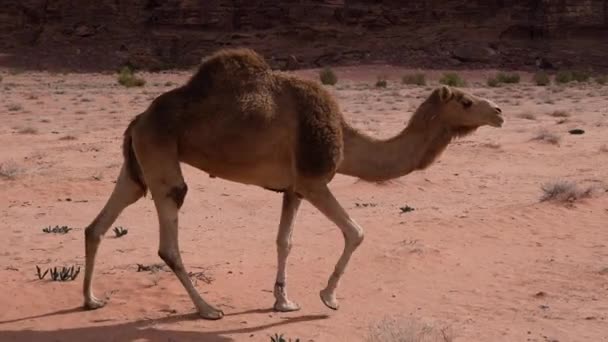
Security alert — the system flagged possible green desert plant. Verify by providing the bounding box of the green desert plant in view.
[439,73,466,87]
[496,72,520,84]
[118,66,146,88]
[533,71,551,86]
[319,67,337,85]
[402,73,426,86]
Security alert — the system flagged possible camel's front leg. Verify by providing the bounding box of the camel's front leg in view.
[300,184,364,310]
[273,191,302,312]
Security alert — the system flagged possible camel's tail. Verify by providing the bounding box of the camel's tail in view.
[122,115,147,195]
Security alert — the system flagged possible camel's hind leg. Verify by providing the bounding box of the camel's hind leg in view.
[83,165,144,309]
[137,143,224,320]
[299,183,364,310]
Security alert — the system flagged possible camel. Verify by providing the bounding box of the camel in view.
[83,48,504,320]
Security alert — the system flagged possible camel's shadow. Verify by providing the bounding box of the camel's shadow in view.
[0,307,329,342]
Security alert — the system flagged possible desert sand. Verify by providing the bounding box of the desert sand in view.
[1,66,607,342]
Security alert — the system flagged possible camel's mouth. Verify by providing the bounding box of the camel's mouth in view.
[488,115,504,128]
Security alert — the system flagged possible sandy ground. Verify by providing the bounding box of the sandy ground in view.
[0,66,607,342]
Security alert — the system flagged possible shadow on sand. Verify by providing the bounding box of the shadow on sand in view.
[0,306,329,342]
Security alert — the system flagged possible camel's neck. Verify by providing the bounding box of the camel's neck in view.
[337,115,453,182]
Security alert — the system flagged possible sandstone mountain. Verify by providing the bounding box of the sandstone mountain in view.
[1,0,607,71]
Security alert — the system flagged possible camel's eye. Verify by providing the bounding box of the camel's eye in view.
[461,98,473,108]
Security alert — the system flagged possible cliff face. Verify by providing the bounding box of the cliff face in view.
[1,0,607,71]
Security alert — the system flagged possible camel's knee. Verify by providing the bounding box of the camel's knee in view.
[167,183,188,209]
[84,215,104,243]
[158,250,183,272]
[346,224,364,248]
[276,237,292,254]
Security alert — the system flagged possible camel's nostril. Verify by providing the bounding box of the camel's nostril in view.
[495,107,502,114]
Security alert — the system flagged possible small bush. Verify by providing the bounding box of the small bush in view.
[540,180,593,203]
[596,75,607,85]
[532,130,560,145]
[402,73,426,86]
[375,76,388,88]
[367,316,453,342]
[487,77,500,87]
[0,161,20,180]
[118,66,146,88]
[270,333,300,342]
[439,73,466,87]
[496,72,520,84]
[7,103,23,112]
[571,70,590,83]
[517,112,536,120]
[555,71,572,84]
[533,72,551,86]
[17,126,38,134]
[549,110,570,118]
[319,67,337,85]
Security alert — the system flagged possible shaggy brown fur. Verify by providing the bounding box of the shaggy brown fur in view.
[83,48,504,319]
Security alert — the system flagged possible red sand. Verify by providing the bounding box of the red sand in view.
[1,67,607,341]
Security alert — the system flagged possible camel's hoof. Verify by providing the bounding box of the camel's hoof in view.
[320,289,339,310]
[199,308,224,320]
[84,296,106,310]
[273,299,301,312]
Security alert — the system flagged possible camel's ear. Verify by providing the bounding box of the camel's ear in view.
[437,85,453,102]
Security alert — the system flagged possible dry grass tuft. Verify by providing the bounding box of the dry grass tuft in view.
[59,135,77,141]
[17,126,38,134]
[532,130,560,145]
[367,316,453,342]
[0,161,21,180]
[319,67,338,85]
[517,112,536,120]
[439,73,466,87]
[402,73,426,86]
[7,103,23,112]
[540,180,594,203]
[549,110,570,118]
[118,66,146,88]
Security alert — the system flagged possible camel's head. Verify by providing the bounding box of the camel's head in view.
[431,86,504,131]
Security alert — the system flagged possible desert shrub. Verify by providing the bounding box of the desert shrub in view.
[496,72,520,84]
[540,180,593,203]
[549,110,570,118]
[439,73,466,87]
[118,66,146,88]
[402,73,426,86]
[0,161,20,180]
[533,71,551,86]
[571,70,590,82]
[319,67,338,85]
[375,76,388,88]
[555,71,573,84]
[487,77,500,87]
[596,75,607,85]
[532,130,560,145]
[555,70,589,84]
[367,316,453,342]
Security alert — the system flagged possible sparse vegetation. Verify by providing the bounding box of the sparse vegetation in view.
[375,76,388,88]
[7,103,23,112]
[487,77,500,87]
[402,73,426,86]
[555,70,590,84]
[113,226,128,238]
[596,75,607,85]
[118,66,146,88]
[42,225,72,234]
[533,71,551,86]
[549,110,570,118]
[0,161,20,180]
[540,180,593,203]
[496,72,520,84]
[517,112,536,120]
[17,126,38,134]
[439,73,466,87]
[319,67,338,85]
[532,131,561,145]
[367,316,453,342]
[137,263,166,273]
[399,205,415,213]
[270,334,300,342]
[36,265,81,281]
[59,135,77,141]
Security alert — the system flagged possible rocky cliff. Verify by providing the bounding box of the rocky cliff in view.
[1,0,607,71]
